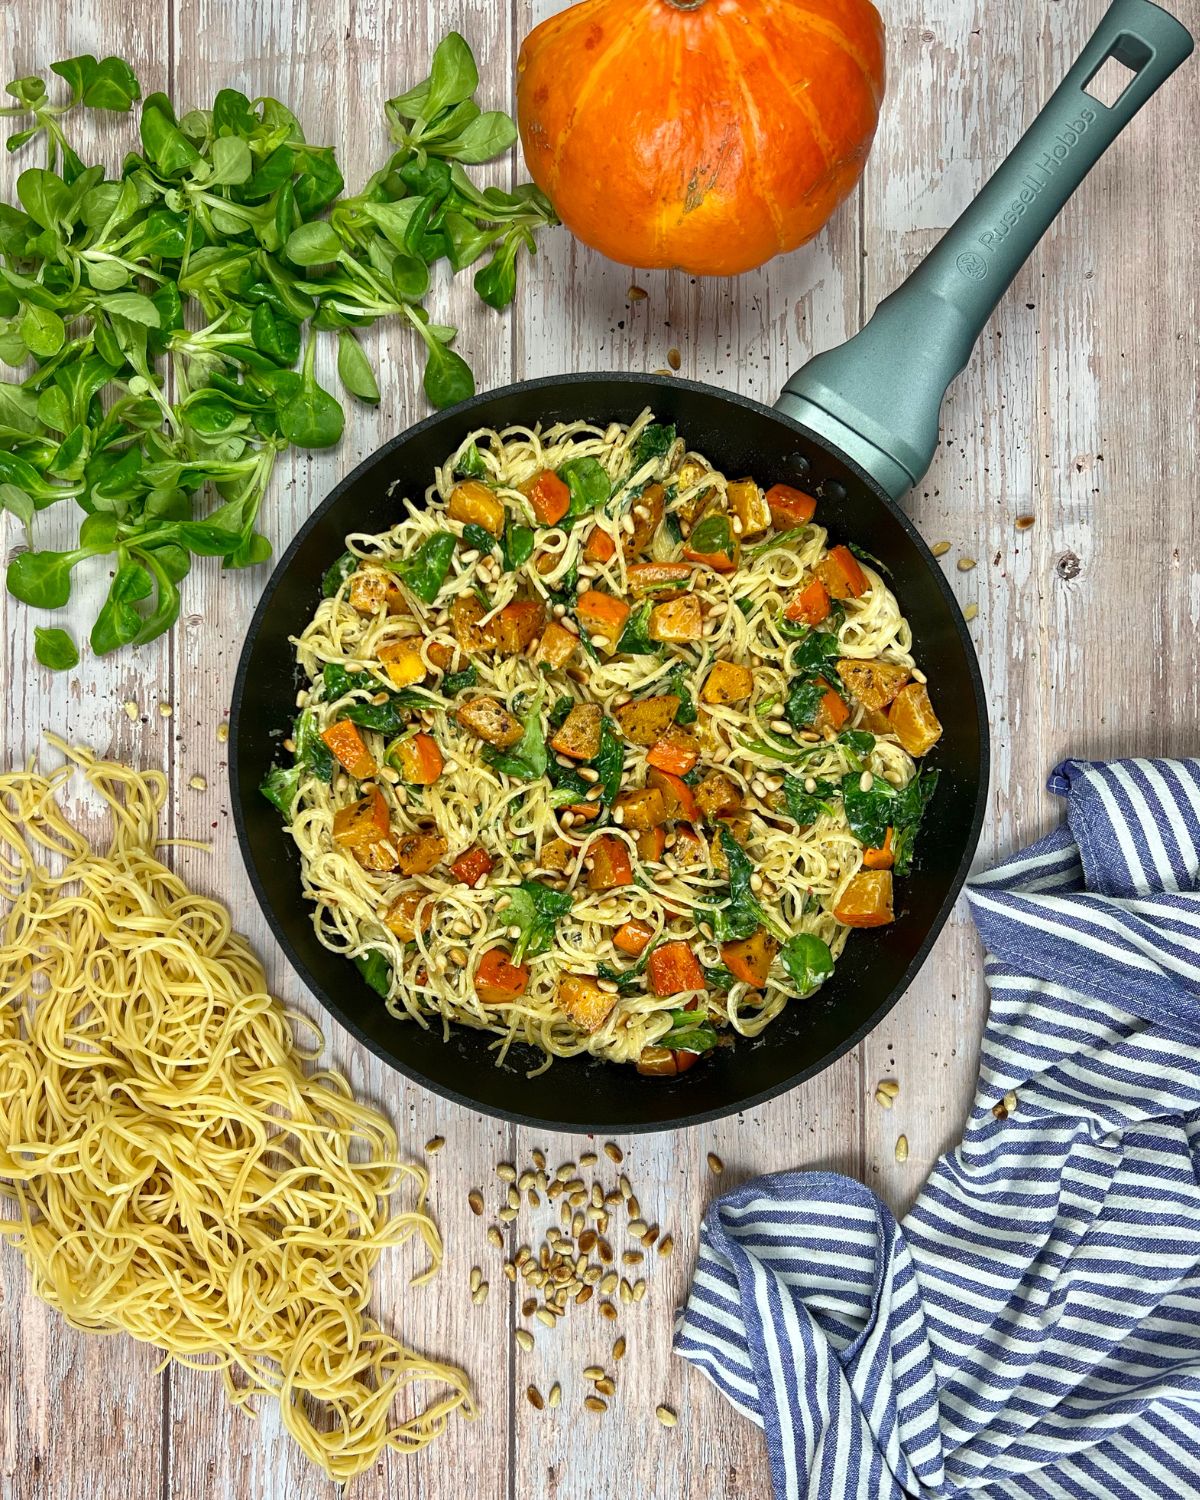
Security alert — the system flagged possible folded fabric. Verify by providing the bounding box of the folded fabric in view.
[674,757,1200,1500]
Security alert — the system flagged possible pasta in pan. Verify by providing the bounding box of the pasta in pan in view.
[264,409,943,1076]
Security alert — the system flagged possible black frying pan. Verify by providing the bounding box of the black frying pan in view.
[230,0,1192,1132]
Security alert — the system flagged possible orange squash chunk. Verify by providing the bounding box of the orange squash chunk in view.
[448,480,505,537]
[493,599,546,656]
[765,483,817,530]
[332,787,389,849]
[348,567,408,616]
[378,639,427,690]
[613,787,667,832]
[700,660,753,706]
[550,702,603,760]
[649,595,703,642]
[384,889,434,942]
[784,577,830,626]
[476,948,530,1005]
[576,589,631,646]
[534,619,579,669]
[721,929,779,988]
[635,826,666,862]
[520,468,571,526]
[836,658,911,711]
[627,482,665,555]
[862,827,895,870]
[647,767,698,823]
[450,845,494,887]
[393,831,448,875]
[726,478,770,539]
[396,732,443,785]
[613,695,679,746]
[888,683,943,757]
[555,973,616,1033]
[321,719,376,779]
[614,919,655,956]
[812,679,850,734]
[817,544,869,600]
[647,941,706,997]
[583,525,617,563]
[834,869,894,927]
[627,562,693,598]
[636,1045,700,1077]
[587,834,634,891]
[646,725,701,777]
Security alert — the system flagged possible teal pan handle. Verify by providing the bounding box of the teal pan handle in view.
[776,0,1194,500]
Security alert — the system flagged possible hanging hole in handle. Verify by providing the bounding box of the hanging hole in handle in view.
[1083,35,1152,107]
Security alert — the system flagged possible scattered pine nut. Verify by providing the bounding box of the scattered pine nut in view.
[963,603,979,621]
[667,347,681,370]
[877,1079,899,1099]
[536,1308,557,1328]
[472,1282,489,1304]
[158,702,173,718]
[216,721,229,742]
[600,1301,618,1321]
[188,775,207,791]
[585,1395,608,1413]
[706,1151,724,1175]
[604,1142,624,1164]
[657,1235,674,1258]
[1004,1090,1018,1112]
[956,556,977,572]
[596,1376,616,1397]
[584,1364,604,1380]
[874,1088,894,1110]
[487,1225,504,1249]
[633,1278,647,1302]
[613,1336,626,1361]
[527,1385,544,1411]
[425,1135,445,1154]
[656,1405,678,1428]
[930,540,951,557]
[549,1382,562,1408]
[469,1266,482,1293]
[122,699,139,721]
[468,1189,484,1216]
[579,1151,598,1167]
[895,1134,909,1163]
[1015,514,1036,530]
[515,1329,534,1352]
[628,285,647,302]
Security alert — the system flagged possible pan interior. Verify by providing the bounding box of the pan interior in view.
[231,376,987,1132]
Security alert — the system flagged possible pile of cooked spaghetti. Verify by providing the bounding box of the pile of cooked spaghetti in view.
[267,410,943,1076]
[0,741,473,1481]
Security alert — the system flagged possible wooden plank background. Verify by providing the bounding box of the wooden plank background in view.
[1,0,1197,1495]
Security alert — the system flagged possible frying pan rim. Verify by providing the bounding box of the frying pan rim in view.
[229,371,990,1133]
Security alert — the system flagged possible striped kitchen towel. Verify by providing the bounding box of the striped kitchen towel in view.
[674,756,1200,1500]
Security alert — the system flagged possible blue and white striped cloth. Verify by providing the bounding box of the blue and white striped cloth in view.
[675,757,1200,1499]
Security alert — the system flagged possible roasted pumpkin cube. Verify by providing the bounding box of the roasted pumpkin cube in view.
[476,948,530,1005]
[560,800,602,826]
[682,519,739,573]
[614,918,655,956]
[378,638,427,690]
[534,619,579,669]
[647,941,706,997]
[520,468,571,526]
[784,577,830,626]
[674,460,715,533]
[539,837,576,872]
[765,483,817,530]
[834,869,894,927]
[452,594,497,653]
[700,660,753,706]
[636,1045,699,1077]
[394,830,448,876]
[627,562,693,599]
[456,696,523,748]
[550,702,602,760]
[576,589,631,646]
[349,566,408,616]
[671,827,706,866]
[396,732,443,786]
[720,929,779,988]
[726,478,771,539]
[354,839,399,873]
[817,545,869,600]
[649,595,703,642]
[613,787,667,832]
[583,525,617,564]
[645,725,701,777]
[556,972,617,1033]
[836,658,911,710]
[332,787,390,850]
[636,825,667,862]
[449,479,505,537]
[427,640,457,672]
[614,695,680,746]
[494,599,546,656]
[321,719,377,779]
[450,845,494,887]
[587,834,634,891]
[384,888,435,942]
[709,814,752,871]
[627,481,664,555]
[812,679,850,735]
[888,683,943,757]
[694,770,742,823]
[647,767,699,823]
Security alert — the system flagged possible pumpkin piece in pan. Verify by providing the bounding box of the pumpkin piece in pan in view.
[647,767,698,824]
[694,770,742,823]
[700,660,753,706]
[393,830,448,876]
[612,787,667,832]
[520,468,571,526]
[493,599,545,656]
[321,720,377,779]
[534,619,579,669]
[448,480,506,537]
[646,726,701,777]
[587,835,634,891]
[576,589,631,647]
[888,683,943,757]
[384,888,435,942]
[834,869,894,927]
[765,483,817,530]
[614,694,679,745]
[550,702,603,760]
[649,595,703,642]
[862,828,895,870]
[583,525,617,564]
[635,826,667,862]
[817,545,868,600]
[349,567,409,617]
[394,732,443,786]
[332,787,390,850]
[452,594,497,653]
[377,639,427,690]
[721,929,779,988]
[555,973,617,1033]
[726,479,771,539]
[450,845,494,887]
[784,576,830,626]
[456,696,524,748]
[613,919,655,956]
[836,658,911,711]
[627,482,664,555]
[476,948,531,1005]
[647,941,706,997]
[636,1045,700,1077]
[627,561,693,598]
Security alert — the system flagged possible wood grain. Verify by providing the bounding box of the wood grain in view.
[1,0,1197,1495]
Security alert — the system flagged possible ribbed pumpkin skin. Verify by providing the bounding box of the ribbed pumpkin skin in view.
[517,0,885,277]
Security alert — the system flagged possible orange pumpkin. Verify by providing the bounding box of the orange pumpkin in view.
[516,0,885,277]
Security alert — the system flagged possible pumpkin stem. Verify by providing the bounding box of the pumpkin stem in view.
[663,0,709,9]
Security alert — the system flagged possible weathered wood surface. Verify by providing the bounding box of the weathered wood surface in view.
[1,0,1197,1495]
